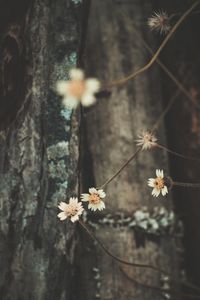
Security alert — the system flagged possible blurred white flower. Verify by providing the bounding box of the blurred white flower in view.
[56,68,100,109]
[147,11,171,35]
[136,130,157,150]
[57,197,84,222]
[148,169,168,197]
[81,187,106,211]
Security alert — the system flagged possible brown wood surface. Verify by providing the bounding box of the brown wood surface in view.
[79,1,181,299]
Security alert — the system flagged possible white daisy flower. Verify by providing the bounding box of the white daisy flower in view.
[56,68,101,109]
[148,169,168,197]
[57,197,84,222]
[135,130,157,150]
[147,11,171,35]
[81,187,106,211]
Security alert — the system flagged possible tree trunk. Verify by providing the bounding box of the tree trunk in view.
[0,0,81,299]
[79,1,181,300]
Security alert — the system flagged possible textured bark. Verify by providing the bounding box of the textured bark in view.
[0,0,81,299]
[79,1,181,300]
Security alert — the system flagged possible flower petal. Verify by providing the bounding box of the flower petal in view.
[161,186,168,196]
[77,207,84,215]
[85,79,101,93]
[88,203,98,211]
[89,187,98,194]
[57,212,67,221]
[156,169,160,177]
[71,215,79,222]
[148,179,155,187]
[56,81,69,96]
[58,202,68,211]
[88,201,105,211]
[81,194,90,202]
[69,197,78,204]
[81,93,96,107]
[152,188,160,197]
[98,201,105,210]
[69,68,84,80]
[156,169,164,178]
[98,189,106,198]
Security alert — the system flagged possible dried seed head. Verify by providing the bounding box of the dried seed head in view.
[148,11,171,35]
[136,130,157,150]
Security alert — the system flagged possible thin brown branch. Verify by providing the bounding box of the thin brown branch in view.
[170,9,200,20]
[124,15,200,110]
[156,144,200,162]
[88,3,199,191]
[120,266,200,299]
[173,181,200,188]
[151,71,193,131]
[151,88,183,131]
[119,266,170,293]
[103,1,199,88]
[99,147,141,189]
[79,221,200,293]
[79,219,166,273]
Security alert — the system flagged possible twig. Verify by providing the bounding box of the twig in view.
[90,3,200,190]
[120,266,200,299]
[173,181,200,188]
[156,143,200,162]
[78,219,166,273]
[99,148,141,189]
[170,9,200,20]
[79,220,200,294]
[124,14,200,110]
[103,1,199,88]
[151,88,185,132]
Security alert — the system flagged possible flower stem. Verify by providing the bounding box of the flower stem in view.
[156,144,200,162]
[128,16,200,111]
[79,219,200,294]
[173,181,200,188]
[170,9,200,20]
[120,266,200,299]
[103,1,199,88]
[78,219,165,273]
[99,148,141,189]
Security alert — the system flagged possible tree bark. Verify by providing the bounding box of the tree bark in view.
[79,1,181,300]
[0,0,81,299]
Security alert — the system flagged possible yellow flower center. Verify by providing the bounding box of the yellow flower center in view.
[68,80,86,98]
[154,177,164,190]
[67,205,78,217]
[89,193,101,204]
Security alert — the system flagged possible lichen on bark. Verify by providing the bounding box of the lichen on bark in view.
[0,0,82,299]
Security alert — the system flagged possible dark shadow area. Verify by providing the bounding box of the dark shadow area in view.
[157,0,200,287]
[0,0,32,129]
